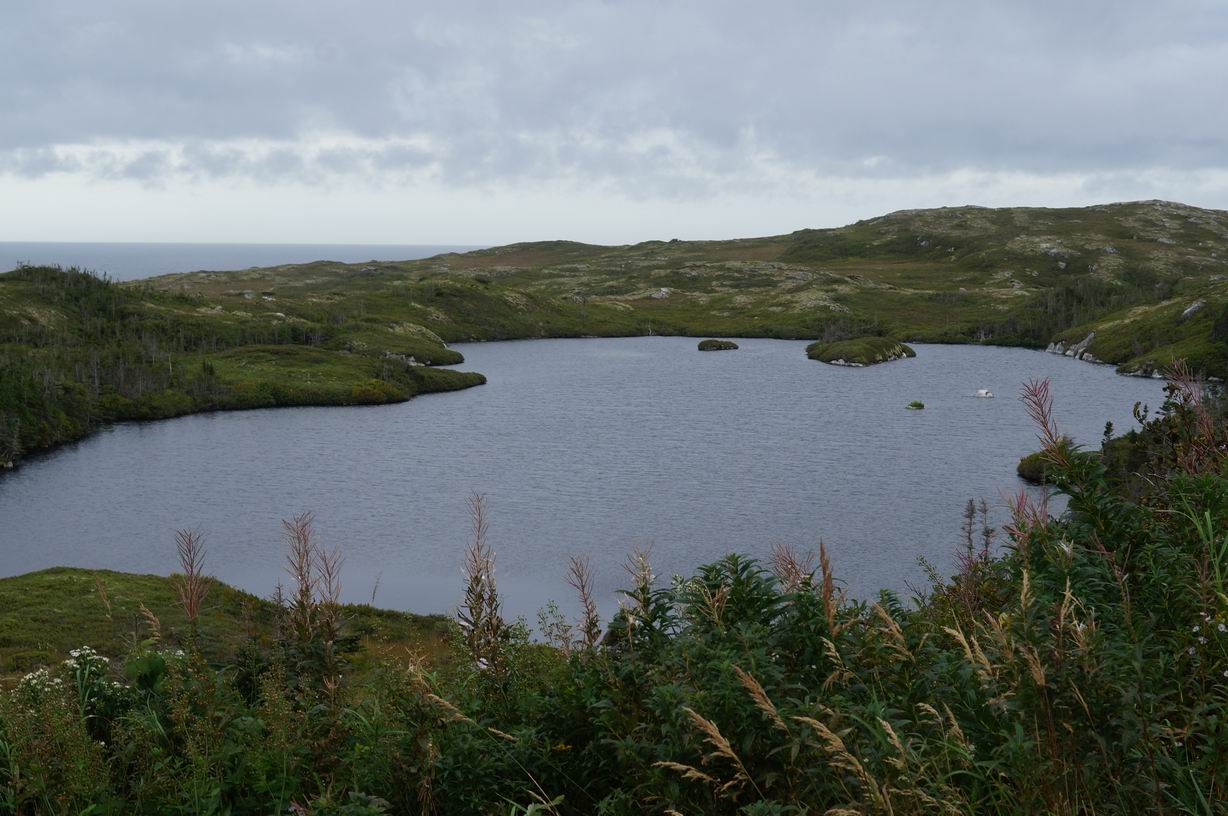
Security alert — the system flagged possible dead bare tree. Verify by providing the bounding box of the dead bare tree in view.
[458,494,506,673]
[567,556,601,650]
[770,543,816,593]
[174,529,210,639]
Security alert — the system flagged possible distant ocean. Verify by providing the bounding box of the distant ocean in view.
[0,242,483,282]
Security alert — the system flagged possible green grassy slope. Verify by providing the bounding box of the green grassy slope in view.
[0,567,453,681]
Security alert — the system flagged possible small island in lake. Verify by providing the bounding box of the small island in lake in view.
[697,339,739,351]
[806,336,916,367]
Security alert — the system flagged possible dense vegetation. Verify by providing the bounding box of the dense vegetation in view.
[0,266,484,467]
[2,376,1225,814]
[806,336,916,366]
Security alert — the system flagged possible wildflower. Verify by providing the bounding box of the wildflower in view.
[1188,647,1197,656]
[1219,623,1226,634]
[1193,625,1200,633]
[1199,636,1208,645]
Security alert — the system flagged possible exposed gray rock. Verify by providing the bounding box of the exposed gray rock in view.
[1181,300,1205,320]
[1068,332,1096,359]
[1049,332,1095,361]
[383,351,423,366]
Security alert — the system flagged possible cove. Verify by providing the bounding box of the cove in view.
[0,338,1167,621]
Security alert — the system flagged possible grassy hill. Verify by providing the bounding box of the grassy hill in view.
[3,199,1227,466]
[142,199,1228,369]
[0,567,454,682]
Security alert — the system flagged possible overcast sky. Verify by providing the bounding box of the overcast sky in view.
[2,1,1227,244]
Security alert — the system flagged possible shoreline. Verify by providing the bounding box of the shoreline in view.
[2,332,1169,473]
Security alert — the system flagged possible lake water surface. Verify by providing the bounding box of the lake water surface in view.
[0,339,1167,621]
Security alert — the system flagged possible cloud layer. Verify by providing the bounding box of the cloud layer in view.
[3,1,1227,241]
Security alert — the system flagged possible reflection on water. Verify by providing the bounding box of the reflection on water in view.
[0,339,1167,620]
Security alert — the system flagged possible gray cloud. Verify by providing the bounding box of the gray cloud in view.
[2,1,1227,211]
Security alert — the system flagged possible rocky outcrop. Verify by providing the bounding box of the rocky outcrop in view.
[382,351,424,366]
[1181,300,1205,321]
[1046,332,1099,362]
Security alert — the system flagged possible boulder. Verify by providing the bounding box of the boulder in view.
[697,339,738,351]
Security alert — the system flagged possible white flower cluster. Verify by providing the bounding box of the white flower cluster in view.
[13,645,129,709]
[15,667,65,695]
[1189,612,1228,676]
[65,646,111,669]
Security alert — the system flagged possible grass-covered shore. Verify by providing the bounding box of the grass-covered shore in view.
[1,379,1226,813]
[3,200,1228,469]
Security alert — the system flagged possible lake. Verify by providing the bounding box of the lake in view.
[0,339,1167,622]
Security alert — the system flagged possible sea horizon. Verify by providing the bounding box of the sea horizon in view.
[0,241,485,282]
